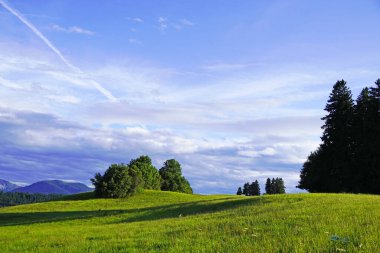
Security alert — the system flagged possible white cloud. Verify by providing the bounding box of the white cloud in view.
[133,17,143,23]
[47,95,81,104]
[51,24,95,35]
[170,18,194,31]
[128,38,142,45]
[0,107,316,193]
[180,19,193,26]
[158,17,168,31]
[201,63,249,71]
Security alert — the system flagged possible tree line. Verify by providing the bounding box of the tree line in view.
[236,177,286,196]
[0,191,63,207]
[91,156,192,198]
[298,79,380,194]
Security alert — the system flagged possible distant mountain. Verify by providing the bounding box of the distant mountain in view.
[0,179,20,192]
[12,180,93,195]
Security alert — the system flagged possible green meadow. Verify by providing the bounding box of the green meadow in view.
[0,191,379,252]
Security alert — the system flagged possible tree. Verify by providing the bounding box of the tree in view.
[91,164,143,198]
[298,148,328,192]
[250,180,260,196]
[298,80,354,192]
[265,177,285,194]
[352,80,380,193]
[275,178,286,194]
[159,159,193,194]
[265,178,272,194]
[242,182,250,196]
[367,79,380,194]
[128,155,161,190]
[236,187,242,195]
[271,178,277,194]
[352,87,373,193]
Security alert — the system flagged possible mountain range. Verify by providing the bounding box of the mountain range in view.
[0,179,92,195]
[0,179,19,192]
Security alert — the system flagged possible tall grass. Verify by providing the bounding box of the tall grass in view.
[0,191,379,252]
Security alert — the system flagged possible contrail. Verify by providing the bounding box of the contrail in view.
[0,0,117,102]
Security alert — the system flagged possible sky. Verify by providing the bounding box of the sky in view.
[0,0,380,194]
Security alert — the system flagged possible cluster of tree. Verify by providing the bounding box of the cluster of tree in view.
[236,178,285,196]
[237,180,260,196]
[91,156,192,198]
[298,79,380,194]
[0,191,62,207]
[265,178,285,194]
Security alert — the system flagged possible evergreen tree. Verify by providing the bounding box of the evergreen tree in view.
[368,79,380,194]
[243,182,250,196]
[271,178,277,194]
[251,180,260,196]
[298,80,354,192]
[352,87,372,193]
[352,80,380,193]
[236,187,242,195]
[265,178,272,194]
[298,148,324,192]
[0,192,62,207]
[275,178,286,194]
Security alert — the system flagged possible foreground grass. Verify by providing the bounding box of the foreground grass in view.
[0,191,379,252]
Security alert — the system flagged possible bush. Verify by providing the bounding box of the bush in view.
[91,164,143,198]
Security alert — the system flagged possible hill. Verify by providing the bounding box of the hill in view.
[0,191,379,252]
[11,180,92,195]
[0,179,19,192]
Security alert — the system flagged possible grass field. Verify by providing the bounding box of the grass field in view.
[0,191,379,252]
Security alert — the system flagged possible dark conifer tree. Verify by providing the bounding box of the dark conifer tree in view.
[251,180,260,196]
[298,149,321,192]
[352,87,373,193]
[275,178,286,194]
[298,80,354,192]
[236,187,242,195]
[352,80,380,194]
[265,178,272,194]
[242,182,250,196]
[271,178,277,194]
[368,79,380,194]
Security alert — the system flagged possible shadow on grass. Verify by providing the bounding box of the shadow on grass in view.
[114,197,265,224]
[0,197,265,227]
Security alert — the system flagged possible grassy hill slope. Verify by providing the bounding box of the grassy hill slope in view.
[0,191,379,252]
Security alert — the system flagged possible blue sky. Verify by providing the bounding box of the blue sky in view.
[1,0,380,193]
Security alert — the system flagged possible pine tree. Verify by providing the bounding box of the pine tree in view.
[276,178,286,194]
[236,187,242,195]
[242,182,250,196]
[298,80,354,192]
[298,148,327,192]
[265,178,272,194]
[252,180,260,196]
[271,178,277,194]
[352,87,373,193]
[368,79,380,194]
[352,80,380,194]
